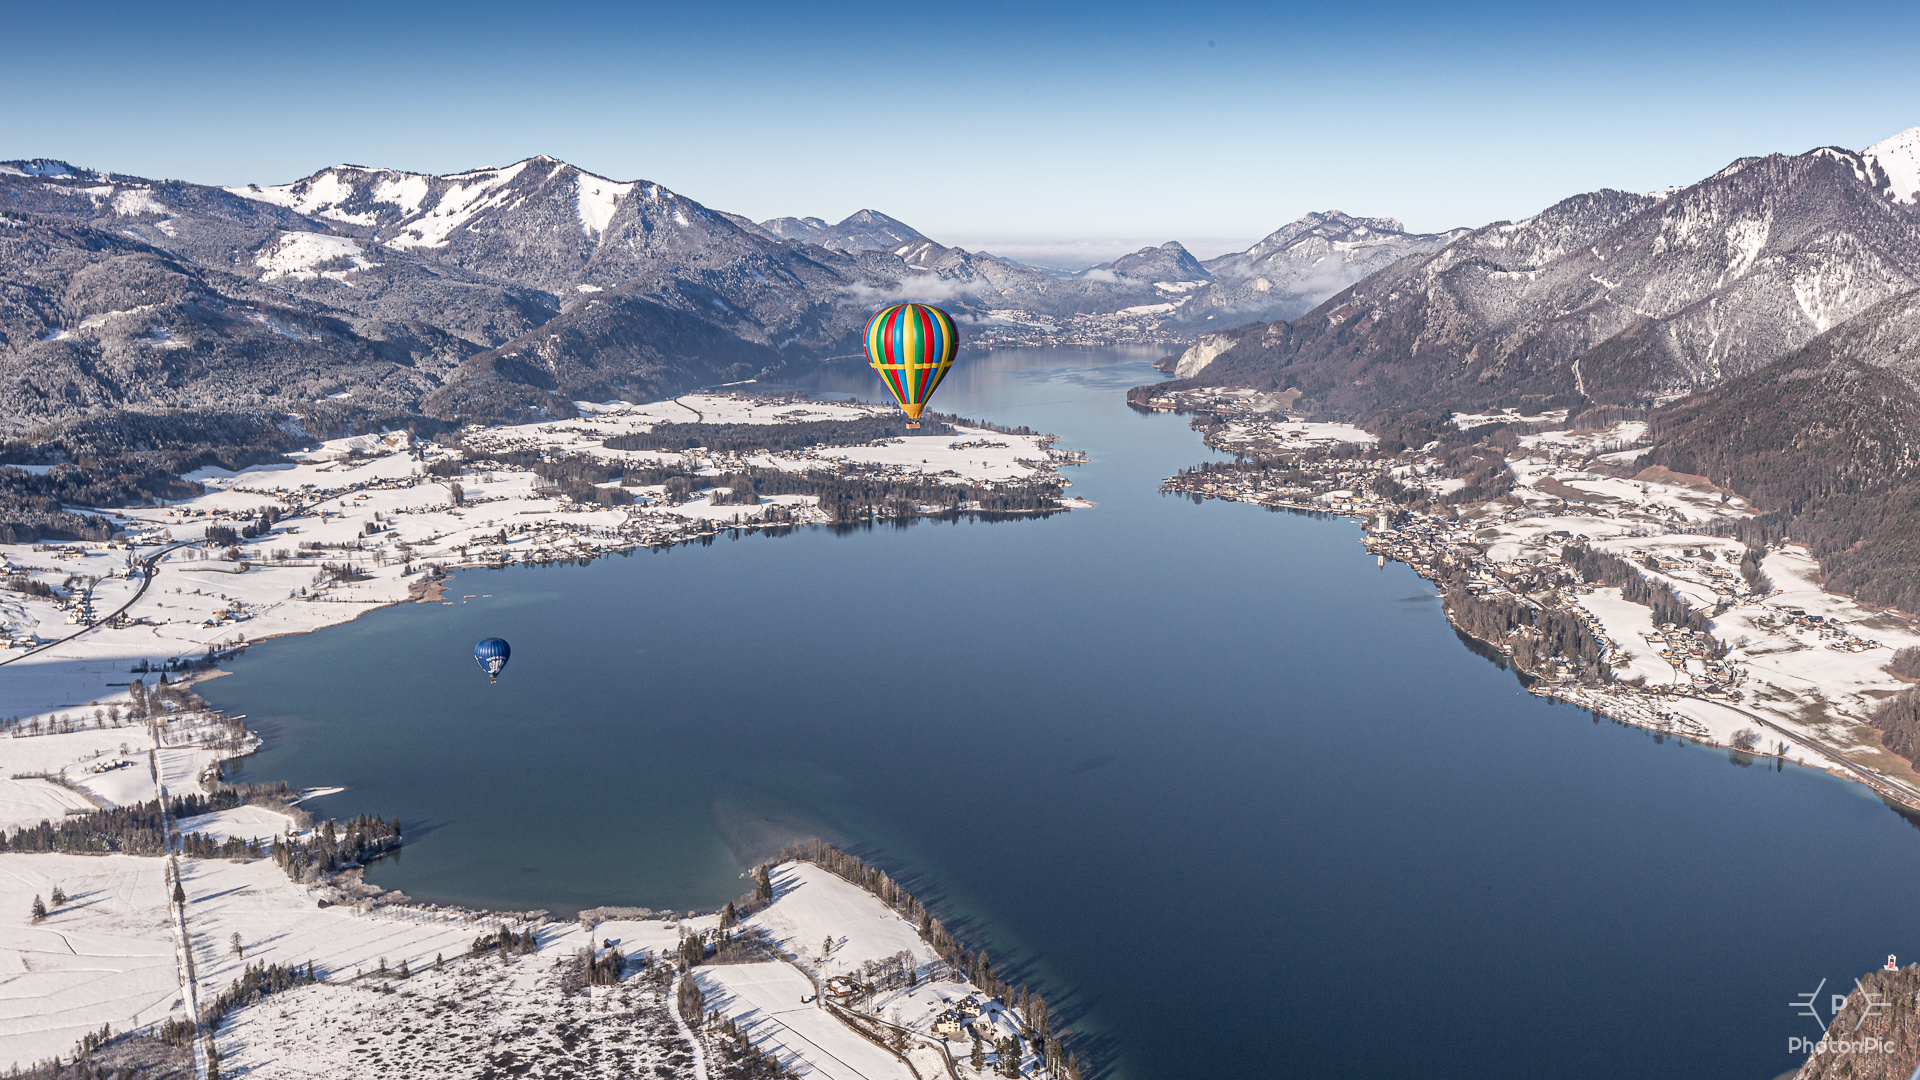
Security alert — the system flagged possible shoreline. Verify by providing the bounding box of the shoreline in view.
[1,390,1086,719]
[1150,385,1920,813]
[0,390,1093,1075]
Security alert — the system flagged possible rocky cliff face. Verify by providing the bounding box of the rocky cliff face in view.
[1792,963,1920,1080]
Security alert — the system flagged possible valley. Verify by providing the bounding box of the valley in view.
[8,116,1920,1080]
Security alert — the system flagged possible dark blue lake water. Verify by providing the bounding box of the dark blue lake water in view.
[202,347,1920,1080]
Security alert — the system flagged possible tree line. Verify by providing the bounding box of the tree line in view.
[708,1014,797,1080]
[604,417,955,453]
[1875,687,1920,768]
[470,926,540,958]
[269,814,402,883]
[1435,564,1611,683]
[0,783,293,857]
[1560,545,1720,640]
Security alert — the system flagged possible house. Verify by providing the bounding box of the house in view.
[825,976,857,999]
[933,1014,968,1040]
[953,996,982,1017]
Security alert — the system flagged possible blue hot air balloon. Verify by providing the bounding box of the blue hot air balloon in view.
[474,638,510,684]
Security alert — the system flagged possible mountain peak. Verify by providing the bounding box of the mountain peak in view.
[1865,125,1920,205]
[0,159,89,179]
[755,208,926,252]
[1096,241,1208,281]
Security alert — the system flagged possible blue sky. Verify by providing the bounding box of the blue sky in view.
[5,0,1918,266]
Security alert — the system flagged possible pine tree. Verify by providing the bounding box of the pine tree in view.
[31,895,46,921]
[1067,1052,1082,1080]
[971,1038,986,1071]
[172,881,185,905]
[49,884,65,906]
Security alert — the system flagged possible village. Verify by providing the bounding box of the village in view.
[1149,385,1920,810]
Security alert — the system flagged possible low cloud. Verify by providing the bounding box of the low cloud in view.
[840,275,982,306]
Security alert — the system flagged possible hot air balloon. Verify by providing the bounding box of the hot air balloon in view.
[474,638,510,684]
[864,303,958,429]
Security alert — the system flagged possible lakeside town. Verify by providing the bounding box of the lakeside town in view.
[1143,384,1920,811]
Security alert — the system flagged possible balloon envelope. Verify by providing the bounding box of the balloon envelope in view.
[864,303,958,425]
[474,638,510,683]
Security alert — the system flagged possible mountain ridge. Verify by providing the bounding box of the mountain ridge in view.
[1164,129,1920,417]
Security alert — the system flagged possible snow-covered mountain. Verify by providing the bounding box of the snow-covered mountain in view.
[1865,127,1920,206]
[1179,212,1466,328]
[227,158,740,297]
[1644,285,1920,610]
[0,155,1244,427]
[1175,127,1920,415]
[752,209,926,252]
[1090,241,1211,285]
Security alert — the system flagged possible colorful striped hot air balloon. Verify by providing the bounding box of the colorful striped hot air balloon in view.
[864,303,959,429]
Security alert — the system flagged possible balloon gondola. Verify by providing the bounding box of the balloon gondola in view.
[474,638,510,684]
[864,303,958,429]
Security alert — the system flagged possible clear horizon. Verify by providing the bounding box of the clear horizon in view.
[5,0,1917,267]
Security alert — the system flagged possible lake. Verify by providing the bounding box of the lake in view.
[202,346,1920,1080]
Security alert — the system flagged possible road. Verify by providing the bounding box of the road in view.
[1716,698,1920,811]
[2,482,344,670]
[0,540,189,669]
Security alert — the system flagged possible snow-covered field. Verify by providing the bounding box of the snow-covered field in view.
[0,711,242,834]
[214,931,694,1080]
[179,858,484,993]
[212,861,1044,1080]
[713,863,1035,1080]
[0,854,182,1067]
[696,962,910,1080]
